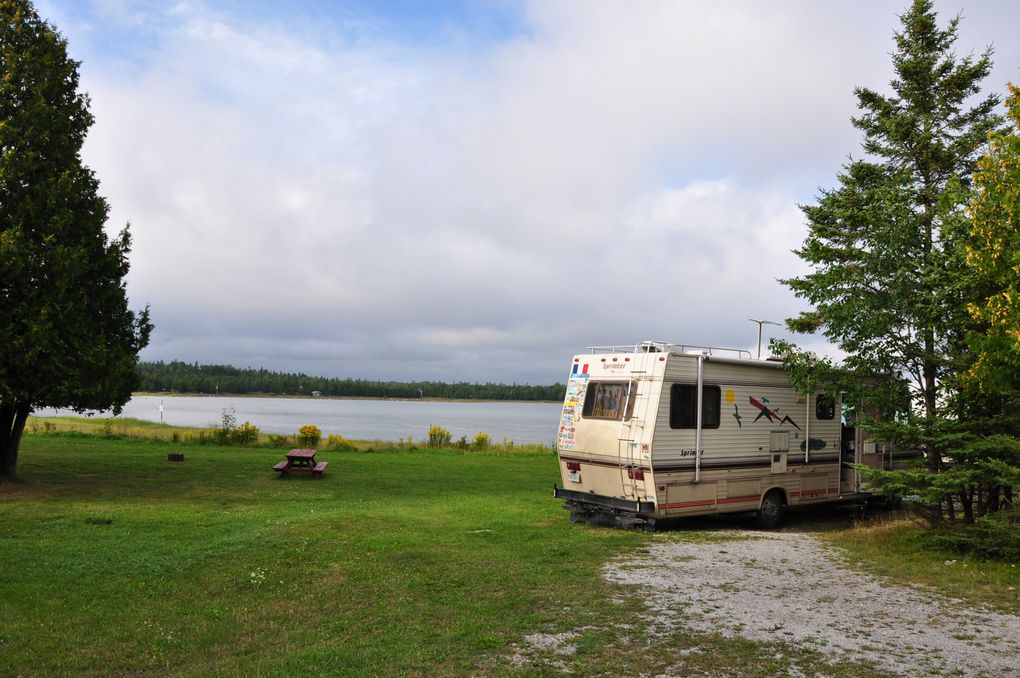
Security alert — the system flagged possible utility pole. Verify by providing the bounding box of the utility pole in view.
[749,319,780,360]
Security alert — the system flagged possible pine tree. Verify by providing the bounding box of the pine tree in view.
[781,0,1001,471]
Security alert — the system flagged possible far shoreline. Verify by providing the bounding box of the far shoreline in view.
[131,391,562,404]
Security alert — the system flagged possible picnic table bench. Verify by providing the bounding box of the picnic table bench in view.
[273,449,328,477]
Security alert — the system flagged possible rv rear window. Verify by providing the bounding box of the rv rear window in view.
[669,384,721,429]
[581,382,636,420]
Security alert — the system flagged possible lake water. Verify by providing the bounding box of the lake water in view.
[35,395,564,445]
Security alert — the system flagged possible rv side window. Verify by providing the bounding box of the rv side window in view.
[669,384,721,429]
[581,382,636,420]
[816,394,836,420]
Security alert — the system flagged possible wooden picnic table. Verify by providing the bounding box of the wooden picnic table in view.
[273,449,328,477]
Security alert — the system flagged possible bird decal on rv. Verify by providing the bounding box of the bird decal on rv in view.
[748,395,801,430]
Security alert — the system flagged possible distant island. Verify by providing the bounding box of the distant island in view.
[137,360,566,402]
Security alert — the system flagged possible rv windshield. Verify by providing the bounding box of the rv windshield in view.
[581,381,636,420]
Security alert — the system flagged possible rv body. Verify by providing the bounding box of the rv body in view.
[554,342,906,528]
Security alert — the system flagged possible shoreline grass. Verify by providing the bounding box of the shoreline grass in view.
[24,415,554,454]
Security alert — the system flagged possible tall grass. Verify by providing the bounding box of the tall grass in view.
[24,415,554,454]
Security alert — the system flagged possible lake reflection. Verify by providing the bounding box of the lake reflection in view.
[37,395,563,445]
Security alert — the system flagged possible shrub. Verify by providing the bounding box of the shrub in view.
[268,434,292,448]
[216,408,238,444]
[326,434,356,452]
[298,425,322,448]
[473,432,490,450]
[925,507,1020,561]
[233,421,260,445]
[427,425,451,448]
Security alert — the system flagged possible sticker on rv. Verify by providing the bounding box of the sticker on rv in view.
[748,395,801,430]
[558,374,589,450]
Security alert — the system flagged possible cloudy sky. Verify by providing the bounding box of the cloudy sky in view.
[36,0,1020,384]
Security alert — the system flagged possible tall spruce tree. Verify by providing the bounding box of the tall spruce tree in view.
[781,0,1001,472]
[0,0,151,480]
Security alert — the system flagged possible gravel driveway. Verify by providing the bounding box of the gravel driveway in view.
[603,529,1020,677]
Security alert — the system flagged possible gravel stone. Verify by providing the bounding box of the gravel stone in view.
[603,530,1020,677]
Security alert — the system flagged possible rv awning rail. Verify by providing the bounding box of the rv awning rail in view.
[587,341,752,360]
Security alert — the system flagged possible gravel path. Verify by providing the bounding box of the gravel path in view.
[603,530,1020,677]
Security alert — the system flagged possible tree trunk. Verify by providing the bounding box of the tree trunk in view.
[960,488,974,524]
[923,354,940,472]
[0,403,31,481]
[945,494,956,522]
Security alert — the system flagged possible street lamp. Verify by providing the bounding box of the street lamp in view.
[749,319,780,360]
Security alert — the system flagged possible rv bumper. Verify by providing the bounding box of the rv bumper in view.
[553,486,655,515]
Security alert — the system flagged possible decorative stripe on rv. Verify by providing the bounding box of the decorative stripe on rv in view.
[657,495,761,509]
[559,456,651,472]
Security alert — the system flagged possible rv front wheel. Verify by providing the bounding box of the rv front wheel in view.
[754,490,784,530]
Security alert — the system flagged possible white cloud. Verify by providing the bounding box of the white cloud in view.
[55,0,1020,382]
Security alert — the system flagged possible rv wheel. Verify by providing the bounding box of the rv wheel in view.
[754,490,784,530]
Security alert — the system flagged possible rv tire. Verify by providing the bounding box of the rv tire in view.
[754,490,784,530]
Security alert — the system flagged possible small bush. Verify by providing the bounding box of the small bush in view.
[473,432,490,450]
[233,421,260,445]
[326,434,356,452]
[298,425,322,448]
[268,434,292,448]
[427,425,451,448]
[216,408,238,445]
[925,507,1020,561]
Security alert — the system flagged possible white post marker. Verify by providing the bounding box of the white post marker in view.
[159,400,164,424]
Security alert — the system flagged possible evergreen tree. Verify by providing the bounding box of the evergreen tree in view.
[0,0,151,480]
[781,0,1001,471]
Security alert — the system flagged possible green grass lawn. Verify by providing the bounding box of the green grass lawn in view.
[3,435,1014,677]
[1,437,651,676]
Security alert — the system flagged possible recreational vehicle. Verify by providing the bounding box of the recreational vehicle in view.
[554,341,908,529]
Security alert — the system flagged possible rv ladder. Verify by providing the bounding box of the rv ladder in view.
[617,343,652,499]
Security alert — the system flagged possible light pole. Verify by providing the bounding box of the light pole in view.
[749,319,780,360]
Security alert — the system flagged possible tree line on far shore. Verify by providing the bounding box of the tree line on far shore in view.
[136,360,567,402]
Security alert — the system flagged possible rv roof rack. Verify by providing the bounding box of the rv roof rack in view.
[587,341,753,360]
